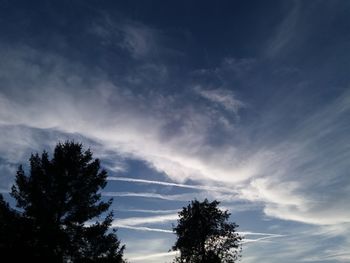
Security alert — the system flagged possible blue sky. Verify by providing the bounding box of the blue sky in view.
[0,0,350,262]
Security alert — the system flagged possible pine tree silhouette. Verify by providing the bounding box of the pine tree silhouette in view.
[0,141,126,262]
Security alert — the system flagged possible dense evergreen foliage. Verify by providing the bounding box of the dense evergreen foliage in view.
[0,142,125,262]
[172,199,242,263]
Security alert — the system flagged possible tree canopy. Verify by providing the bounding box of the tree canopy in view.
[0,141,125,262]
[172,199,242,263]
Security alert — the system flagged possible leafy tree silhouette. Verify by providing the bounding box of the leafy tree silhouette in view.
[172,199,242,263]
[0,141,126,262]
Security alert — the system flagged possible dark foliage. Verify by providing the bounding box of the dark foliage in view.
[172,199,242,263]
[0,141,125,262]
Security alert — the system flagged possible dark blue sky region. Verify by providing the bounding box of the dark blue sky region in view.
[0,1,350,262]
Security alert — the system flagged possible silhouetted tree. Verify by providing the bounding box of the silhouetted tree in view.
[172,199,242,263]
[0,141,125,262]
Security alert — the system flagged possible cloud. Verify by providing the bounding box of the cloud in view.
[242,222,350,263]
[108,176,206,189]
[0,44,266,187]
[0,41,349,229]
[113,214,285,240]
[192,57,256,79]
[116,208,180,214]
[103,190,240,203]
[265,1,300,57]
[91,17,165,60]
[239,231,284,237]
[237,88,350,225]
[113,214,178,226]
[107,176,236,193]
[119,23,159,59]
[194,86,245,114]
[113,225,173,234]
[242,236,281,244]
[124,238,177,263]
[129,251,177,262]
[240,232,286,245]
[102,191,196,201]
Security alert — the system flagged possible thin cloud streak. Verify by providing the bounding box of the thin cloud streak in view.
[194,86,245,114]
[114,224,284,241]
[114,214,178,226]
[242,236,281,244]
[103,190,241,203]
[113,213,285,240]
[107,176,236,193]
[129,251,178,262]
[116,208,180,214]
[102,191,195,201]
[239,231,285,237]
[112,224,173,233]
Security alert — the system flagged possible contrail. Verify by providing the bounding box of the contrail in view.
[107,176,236,193]
[239,231,285,237]
[108,176,199,188]
[242,235,284,243]
[129,251,178,261]
[112,224,173,233]
[113,213,178,226]
[102,191,195,201]
[115,208,180,214]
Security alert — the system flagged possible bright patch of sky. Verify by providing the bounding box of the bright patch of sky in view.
[0,1,350,262]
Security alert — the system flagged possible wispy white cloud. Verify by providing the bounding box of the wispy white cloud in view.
[302,252,350,262]
[0,41,349,229]
[113,213,178,226]
[242,236,280,244]
[111,211,285,243]
[108,176,199,188]
[113,224,173,233]
[192,57,256,80]
[91,17,168,60]
[241,232,286,244]
[123,237,176,263]
[116,208,180,214]
[239,231,284,237]
[0,44,267,186]
[114,211,285,239]
[107,176,235,193]
[119,23,158,59]
[242,223,350,263]
[114,222,285,242]
[238,88,350,225]
[194,86,245,114]
[265,1,300,57]
[102,191,196,201]
[129,251,178,262]
[103,190,244,204]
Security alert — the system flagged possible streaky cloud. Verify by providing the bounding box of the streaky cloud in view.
[242,236,282,244]
[194,86,245,114]
[129,251,178,262]
[112,224,173,233]
[116,208,180,214]
[113,213,178,226]
[102,191,195,201]
[107,176,235,193]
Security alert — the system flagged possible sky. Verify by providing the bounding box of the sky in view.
[0,0,349,262]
